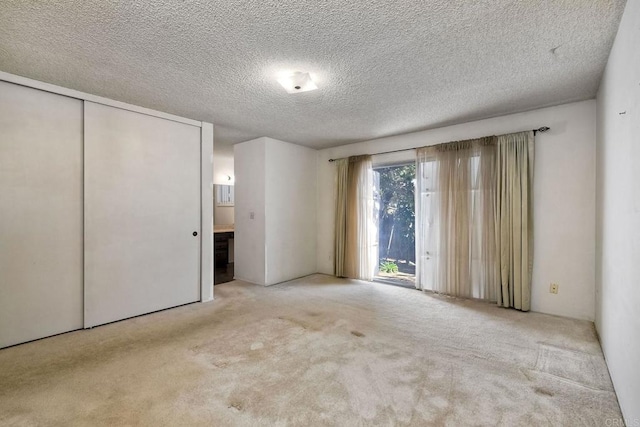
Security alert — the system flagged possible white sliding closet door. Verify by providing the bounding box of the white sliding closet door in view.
[84,102,201,328]
[0,81,83,348]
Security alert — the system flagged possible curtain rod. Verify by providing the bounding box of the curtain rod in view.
[327,126,550,162]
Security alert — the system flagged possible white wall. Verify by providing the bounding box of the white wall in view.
[234,138,266,285]
[214,204,235,226]
[201,124,215,302]
[213,154,235,226]
[595,0,640,422]
[213,153,235,185]
[234,137,317,286]
[265,138,317,285]
[318,100,597,320]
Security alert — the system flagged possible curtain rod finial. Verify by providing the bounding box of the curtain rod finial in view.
[537,126,550,133]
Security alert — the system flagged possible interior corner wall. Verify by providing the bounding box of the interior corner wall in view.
[595,0,640,422]
[234,137,317,286]
[317,100,597,321]
[264,137,317,285]
[234,137,267,285]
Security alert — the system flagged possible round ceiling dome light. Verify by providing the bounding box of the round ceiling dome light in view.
[277,71,318,94]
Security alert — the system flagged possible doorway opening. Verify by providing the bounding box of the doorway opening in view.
[373,163,416,288]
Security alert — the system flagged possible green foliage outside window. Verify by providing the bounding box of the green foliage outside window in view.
[379,261,399,274]
[377,164,415,263]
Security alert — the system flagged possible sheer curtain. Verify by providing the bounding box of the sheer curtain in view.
[416,138,498,299]
[416,131,533,309]
[334,155,375,280]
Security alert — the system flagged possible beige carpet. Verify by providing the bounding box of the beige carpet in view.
[0,274,622,426]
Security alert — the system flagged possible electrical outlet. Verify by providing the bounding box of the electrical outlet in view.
[550,283,559,294]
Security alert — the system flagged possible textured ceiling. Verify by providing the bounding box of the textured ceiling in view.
[0,0,626,149]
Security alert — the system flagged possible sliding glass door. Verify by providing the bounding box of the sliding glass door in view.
[373,163,416,288]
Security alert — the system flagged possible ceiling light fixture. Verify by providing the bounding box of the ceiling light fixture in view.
[277,71,318,94]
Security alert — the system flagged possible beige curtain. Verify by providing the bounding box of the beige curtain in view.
[416,131,533,310]
[334,159,348,277]
[416,138,498,300]
[334,155,375,280]
[495,131,534,311]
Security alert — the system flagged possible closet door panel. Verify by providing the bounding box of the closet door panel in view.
[84,102,201,328]
[0,81,83,348]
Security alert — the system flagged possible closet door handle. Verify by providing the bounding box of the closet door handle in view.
[193,231,198,236]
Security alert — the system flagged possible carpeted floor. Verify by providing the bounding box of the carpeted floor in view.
[0,274,622,426]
